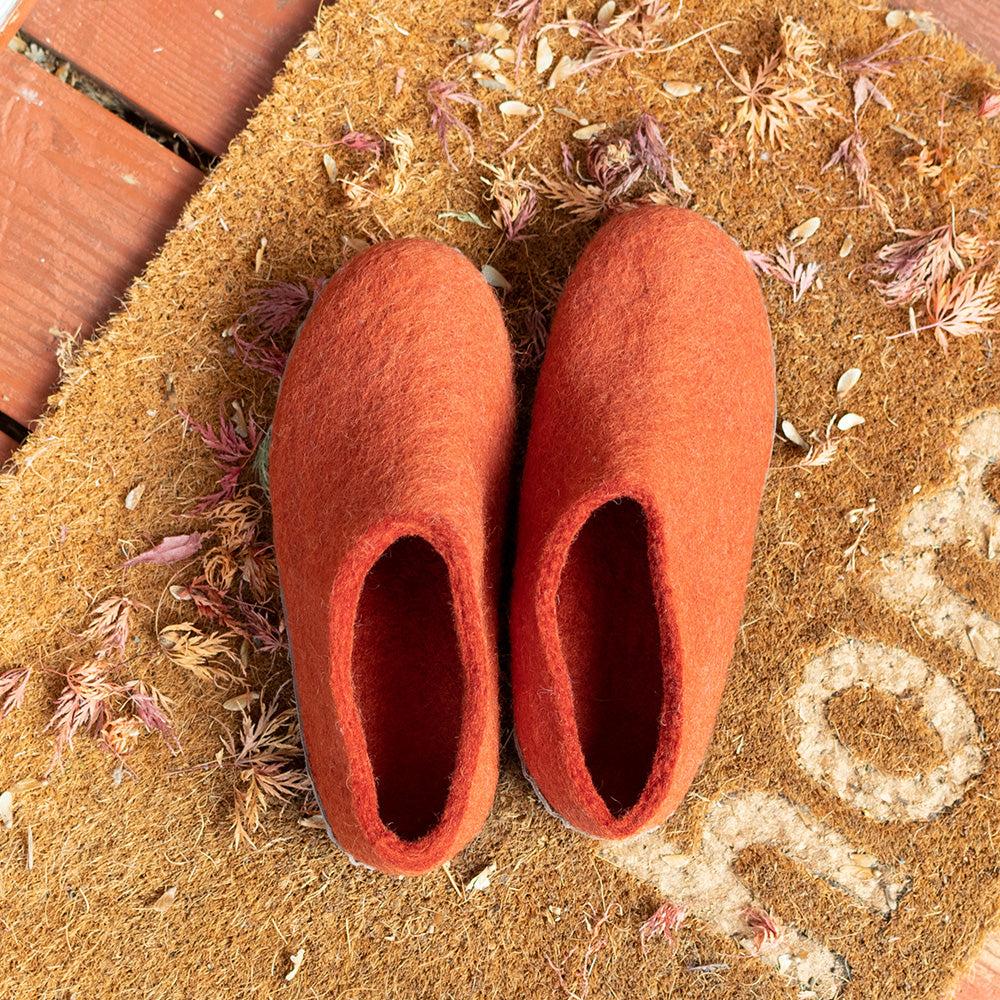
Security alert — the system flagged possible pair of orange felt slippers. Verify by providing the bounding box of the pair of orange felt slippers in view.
[269,206,776,876]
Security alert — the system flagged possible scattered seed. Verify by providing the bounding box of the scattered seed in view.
[553,106,586,123]
[968,627,994,662]
[223,692,258,712]
[298,815,328,829]
[124,483,146,510]
[839,233,854,257]
[536,35,554,74]
[548,54,580,89]
[840,864,876,881]
[499,100,534,116]
[596,1,616,29]
[660,853,691,868]
[474,21,509,42]
[989,531,1000,561]
[566,6,579,36]
[474,75,509,91]
[254,236,267,275]
[495,47,516,63]
[851,852,878,868]
[837,368,861,398]
[152,886,177,914]
[285,948,305,982]
[492,73,517,92]
[11,778,46,795]
[470,52,501,73]
[837,413,865,431]
[781,420,807,447]
[789,216,820,243]
[0,791,12,829]
[573,123,607,140]
[482,264,512,291]
[885,9,908,28]
[323,153,338,184]
[662,80,702,97]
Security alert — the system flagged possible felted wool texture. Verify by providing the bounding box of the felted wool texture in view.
[270,239,515,875]
[511,206,776,840]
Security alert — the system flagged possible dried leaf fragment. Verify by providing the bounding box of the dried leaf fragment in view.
[223,692,258,712]
[836,368,861,397]
[466,864,497,892]
[285,948,305,982]
[124,484,146,510]
[124,533,205,568]
[152,886,177,914]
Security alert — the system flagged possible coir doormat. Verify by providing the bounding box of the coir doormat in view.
[2,1,1000,997]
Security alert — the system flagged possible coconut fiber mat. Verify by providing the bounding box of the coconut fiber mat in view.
[3,1,1000,997]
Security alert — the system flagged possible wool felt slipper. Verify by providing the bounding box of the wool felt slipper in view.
[269,239,515,875]
[510,205,775,840]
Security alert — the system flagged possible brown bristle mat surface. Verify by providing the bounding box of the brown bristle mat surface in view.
[2,1,1000,996]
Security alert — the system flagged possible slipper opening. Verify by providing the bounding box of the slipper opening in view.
[557,497,666,817]
[352,535,464,841]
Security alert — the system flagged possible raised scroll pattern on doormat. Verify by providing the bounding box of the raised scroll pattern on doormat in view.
[792,639,983,822]
[877,409,1000,669]
[602,790,907,1000]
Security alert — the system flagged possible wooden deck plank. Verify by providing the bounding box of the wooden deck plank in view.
[1,1,39,50]
[0,47,203,463]
[889,0,1000,67]
[20,0,324,157]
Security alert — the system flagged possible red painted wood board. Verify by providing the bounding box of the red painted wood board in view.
[1,0,39,49]
[20,0,324,157]
[0,47,202,461]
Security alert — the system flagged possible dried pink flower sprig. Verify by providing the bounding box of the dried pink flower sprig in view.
[872,222,1000,353]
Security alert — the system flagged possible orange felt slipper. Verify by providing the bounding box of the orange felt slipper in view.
[269,239,515,875]
[511,206,775,839]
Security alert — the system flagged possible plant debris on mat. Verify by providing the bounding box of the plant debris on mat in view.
[3,1,1000,996]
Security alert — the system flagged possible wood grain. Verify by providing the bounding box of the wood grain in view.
[21,0,324,156]
[889,0,1000,67]
[0,48,202,461]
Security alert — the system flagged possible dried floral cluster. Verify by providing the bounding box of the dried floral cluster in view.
[705,17,837,164]
[871,222,999,353]
[0,595,177,772]
[532,111,690,223]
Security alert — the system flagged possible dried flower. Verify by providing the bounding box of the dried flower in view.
[704,31,835,162]
[640,901,686,952]
[100,714,145,758]
[746,243,820,303]
[0,666,32,721]
[923,266,1000,354]
[823,130,892,224]
[427,80,482,170]
[221,692,312,849]
[183,403,266,513]
[838,31,923,78]
[870,223,974,307]
[159,622,240,687]
[743,905,783,950]
[482,160,539,240]
[979,92,1000,119]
